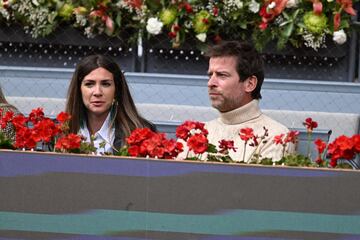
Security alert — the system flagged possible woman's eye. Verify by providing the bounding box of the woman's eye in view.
[102,82,112,87]
[84,82,94,87]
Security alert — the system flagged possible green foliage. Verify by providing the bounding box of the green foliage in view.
[0,132,14,150]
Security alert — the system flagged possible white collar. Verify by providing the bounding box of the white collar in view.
[79,112,115,154]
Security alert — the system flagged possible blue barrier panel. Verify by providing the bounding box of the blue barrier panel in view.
[1,150,360,239]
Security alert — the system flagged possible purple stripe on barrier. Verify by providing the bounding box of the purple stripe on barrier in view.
[0,151,342,178]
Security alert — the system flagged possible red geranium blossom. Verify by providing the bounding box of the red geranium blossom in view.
[126,128,184,159]
[176,120,207,141]
[56,112,71,123]
[314,138,327,165]
[273,133,284,145]
[187,133,208,154]
[0,110,14,129]
[218,139,237,154]
[55,133,81,151]
[239,128,254,142]
[303,118,318,132]
[327,135,359,167]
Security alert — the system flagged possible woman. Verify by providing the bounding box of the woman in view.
[66,54,155,154]
[0,86,21,142]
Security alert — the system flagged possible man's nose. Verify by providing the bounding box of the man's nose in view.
[208,74,217,87]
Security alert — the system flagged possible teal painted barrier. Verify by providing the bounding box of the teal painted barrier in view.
[1,150,360,239]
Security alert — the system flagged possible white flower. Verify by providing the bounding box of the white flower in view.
[196,33,207,42]
[249,0,260,13]
[189,128,203,135]
[146,17,163,35]
[333,30,347,45]
[268,2,276,9]
[234,0,244,9]
[286,0,299,8]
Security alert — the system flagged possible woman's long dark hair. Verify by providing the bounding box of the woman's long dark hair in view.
[0,86,8,104]
[66,55,154,147]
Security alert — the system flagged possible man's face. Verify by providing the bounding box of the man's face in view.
[207,56,253,112]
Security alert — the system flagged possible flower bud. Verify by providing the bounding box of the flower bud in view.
[159,8,177,25]
[59,3,74,20]
[303,11,327,34]
[193,10,211,33]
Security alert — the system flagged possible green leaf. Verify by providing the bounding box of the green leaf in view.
[283,23,294,37]
[116,13,122,27]
[207,143,218,153]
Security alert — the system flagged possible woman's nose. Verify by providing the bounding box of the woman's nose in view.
[93,84,102,96]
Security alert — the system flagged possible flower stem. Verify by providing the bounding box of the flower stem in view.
[242,142,247,162]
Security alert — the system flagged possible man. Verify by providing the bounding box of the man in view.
[205,41,293,162]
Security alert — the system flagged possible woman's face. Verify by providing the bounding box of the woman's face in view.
[80,67,116,119]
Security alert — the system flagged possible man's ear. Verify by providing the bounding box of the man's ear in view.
[244,76,258,93]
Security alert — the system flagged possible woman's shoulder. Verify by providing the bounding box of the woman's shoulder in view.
[0,103,21,115]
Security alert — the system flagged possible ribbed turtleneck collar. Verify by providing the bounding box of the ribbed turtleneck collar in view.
[219,100,262,125]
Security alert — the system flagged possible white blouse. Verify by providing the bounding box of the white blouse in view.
[79,113,115,154]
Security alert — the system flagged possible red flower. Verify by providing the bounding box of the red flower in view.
[28,108,45,124]
[336,0,356,16]
[259,0,287,24]
[213,6,219,16]
[176,121,207,141]
[273,134,284,145]
[0,110,14,129]
[55,133,81,151]
[314,138,327,154]
[11,114,27,130]
[168,31,177,38]
[314,138,327,165]
[309,0,323,14]
[183,2,193,13]
[126,128,183,159]
[334,12,341,31]
[126,128,154,145]
[239,128,254,142]
[56,112,71,123]
[284,130,299,144]
[352,134,360,152]
[327,135,358,167]
[173,24,181,32]
[187,133,208,154]
[218,139,237,154]
[124,0,143,9]
[259,22,268,30]
[303,118,318,132]
[128,145,140,157]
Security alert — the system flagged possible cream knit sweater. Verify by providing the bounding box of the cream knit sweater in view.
[205,100,293,162]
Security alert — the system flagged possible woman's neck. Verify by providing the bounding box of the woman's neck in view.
[86,112,109,135]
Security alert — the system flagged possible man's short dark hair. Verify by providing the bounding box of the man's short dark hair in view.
[206,41,264,99]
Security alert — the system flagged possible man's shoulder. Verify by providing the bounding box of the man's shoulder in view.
[260,113,289,133]
[204,118,221,128]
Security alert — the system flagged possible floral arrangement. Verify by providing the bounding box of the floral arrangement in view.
[0,0,357,50]
[1,107,359,169]
[0,108,95,153]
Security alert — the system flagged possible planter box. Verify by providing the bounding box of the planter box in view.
[142,34,356,81]
[1,150,360,239]
[0,24,137,71]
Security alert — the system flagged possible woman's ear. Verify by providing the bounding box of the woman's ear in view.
[244,76,258,93]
